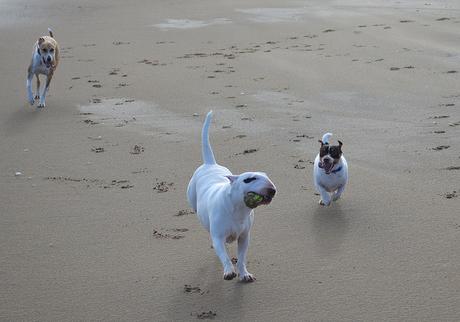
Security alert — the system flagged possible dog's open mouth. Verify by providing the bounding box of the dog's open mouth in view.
[43,58,52,68]
[319,161,335,174]
[244,192,272,208]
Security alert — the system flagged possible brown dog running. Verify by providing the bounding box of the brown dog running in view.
[27,28,59,108]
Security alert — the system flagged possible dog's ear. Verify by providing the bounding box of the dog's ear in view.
[338,140,343,149]
[318,139,324,146]
[38,37,45,45]
[225,175,239,184]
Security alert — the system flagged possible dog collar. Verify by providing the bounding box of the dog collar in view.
[331,166,342,173]
[319,163,342,174]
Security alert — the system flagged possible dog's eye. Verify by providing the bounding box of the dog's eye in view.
[50,48,54,52]
[42,49,48,53]
[243,177,257,184]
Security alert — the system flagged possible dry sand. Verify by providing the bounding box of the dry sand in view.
[1,0,459,320]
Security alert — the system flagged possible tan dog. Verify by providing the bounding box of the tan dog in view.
[27,28,59,108]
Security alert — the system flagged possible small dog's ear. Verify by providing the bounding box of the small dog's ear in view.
[338,140,343,147]
[225,175,239,184]
[318,139,324,146]
[38,37,45,45]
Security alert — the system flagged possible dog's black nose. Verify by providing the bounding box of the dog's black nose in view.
[266,188,276,198]
[47,56,51,62]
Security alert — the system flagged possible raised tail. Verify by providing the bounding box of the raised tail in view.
[322,132,333,144]
[48,28,54,38]
[201,111,216,165]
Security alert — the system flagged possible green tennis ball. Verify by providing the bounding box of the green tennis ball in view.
[244,192,264,208]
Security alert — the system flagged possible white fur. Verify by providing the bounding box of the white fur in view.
[313,133,348,206]
[187,111,276,282]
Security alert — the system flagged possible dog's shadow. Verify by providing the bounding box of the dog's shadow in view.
[310,203,349,256]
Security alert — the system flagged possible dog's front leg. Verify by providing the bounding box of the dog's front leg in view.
[35,75,40,100]
[318,184,331,206]
[211,236,236,280]
[26,70,35,105]
[332,184,346,201]
[237,232,255,282]
[38,74,51,108]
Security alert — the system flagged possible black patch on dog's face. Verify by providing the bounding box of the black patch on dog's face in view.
[319,140,343,161]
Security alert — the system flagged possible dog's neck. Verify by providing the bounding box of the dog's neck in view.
[225,187,253,220]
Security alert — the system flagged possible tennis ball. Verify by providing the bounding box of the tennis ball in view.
[244,192,264,208]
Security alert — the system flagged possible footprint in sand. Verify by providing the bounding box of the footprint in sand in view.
[152,228,185,240]
[175,209,194,216]
[432,145,450,151]
[153,179,175,193]
[195,311,217,320]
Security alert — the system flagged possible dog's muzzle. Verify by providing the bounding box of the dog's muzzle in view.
[319,158,335,174]
[43,56,53,68]
[244,188,276,209]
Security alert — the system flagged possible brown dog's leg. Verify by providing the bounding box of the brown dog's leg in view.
[35,75,40,99]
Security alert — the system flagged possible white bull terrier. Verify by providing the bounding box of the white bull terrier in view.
[313,132,348,206]
[187,111,276,282]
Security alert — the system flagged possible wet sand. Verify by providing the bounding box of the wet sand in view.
[1,0,459,320]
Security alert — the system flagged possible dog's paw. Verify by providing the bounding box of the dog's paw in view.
[34,95,40,100]
[37,103,46,108]
[332,194,341,201]
[240,273,256,283]
[223,271,237,280]
[319,199,331,206]
[28,97,35,105]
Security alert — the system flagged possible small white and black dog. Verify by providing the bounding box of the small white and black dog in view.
[313,133,348,206]
[187,111,276,282]
[27,28,59,108]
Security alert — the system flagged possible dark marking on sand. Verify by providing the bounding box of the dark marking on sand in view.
[323,29,336,33]
[184,285,202,294]
[153,180,174,193]
[444,166,460,170]
[176,209,194,216]
[153,229,184,239]
[443,191,458,199]
[432,145,450,151]
[130,144,144,154]
[91,147,104,153]
[235,148,258,156]
[195,311,217,320]
[83,119,99,125]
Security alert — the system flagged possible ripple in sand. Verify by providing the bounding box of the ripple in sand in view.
[153,18,231,30]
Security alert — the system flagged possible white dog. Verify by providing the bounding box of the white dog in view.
[313,133,348,206]
[27,28,59,108]
[187,111,276,282]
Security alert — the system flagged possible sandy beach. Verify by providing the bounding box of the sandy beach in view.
[1,0,459,320]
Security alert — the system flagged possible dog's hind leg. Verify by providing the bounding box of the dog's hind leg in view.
[211,236,236,280]
[237,232,255,282]
[35,75,40,100]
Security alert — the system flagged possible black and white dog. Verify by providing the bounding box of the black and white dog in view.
[313,133,348,206]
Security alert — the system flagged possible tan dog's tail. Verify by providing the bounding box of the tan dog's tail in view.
[48,28,54,38]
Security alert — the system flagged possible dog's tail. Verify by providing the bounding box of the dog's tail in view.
[322,132,333,144]
[48,28,54,38]
[201,111,216,165]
